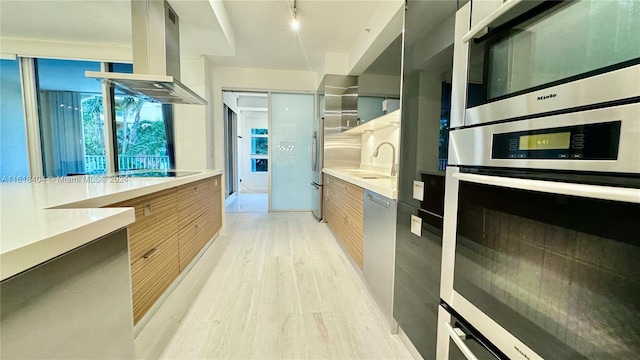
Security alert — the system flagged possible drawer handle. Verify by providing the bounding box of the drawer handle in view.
[368,194,390,208]
[195,224,199,232]
[214,179,218,187]
[194,186,199,195]
[142,247,158,259]
[144,202,152,217]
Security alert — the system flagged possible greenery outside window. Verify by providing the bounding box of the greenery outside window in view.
[250,128,268,172]
[251,159,268,172]
[110,63,173,171]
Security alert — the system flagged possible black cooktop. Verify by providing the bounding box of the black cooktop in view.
[119,171,200,178]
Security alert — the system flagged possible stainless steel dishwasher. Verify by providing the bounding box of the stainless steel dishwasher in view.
[363,189,397,326]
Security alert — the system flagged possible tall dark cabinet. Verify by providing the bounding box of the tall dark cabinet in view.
[393,1,462,358]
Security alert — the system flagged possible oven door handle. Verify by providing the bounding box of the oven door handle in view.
[462,0,523,43]
[445,322,479,360]
[453,172,640,204]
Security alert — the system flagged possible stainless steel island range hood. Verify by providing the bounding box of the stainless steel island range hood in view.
[86,0,206,105]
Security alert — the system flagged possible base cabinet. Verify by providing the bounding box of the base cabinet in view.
[393,202,443,359]
[177,177,222,271]
[0,229,135,359]
[108,175,222,324]
[130,233,180,323]
[323,174,364,268]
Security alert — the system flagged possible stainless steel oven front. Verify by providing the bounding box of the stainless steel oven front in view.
[439,168,640,359]
[438,104,640,359]
[451,0,640,128]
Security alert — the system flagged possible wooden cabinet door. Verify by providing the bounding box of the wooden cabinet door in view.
[323,174,364,268]
[111,188,178,264]
[130,232,180,324]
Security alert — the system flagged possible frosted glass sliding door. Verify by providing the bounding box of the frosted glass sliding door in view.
[270,93,314,211]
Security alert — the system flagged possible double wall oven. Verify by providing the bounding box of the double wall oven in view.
[439,1,640,359]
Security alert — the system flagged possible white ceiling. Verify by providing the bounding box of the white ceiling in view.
[0,0,131,47]
[0,0,464,77]
[209,0,381,71]
[0,0,388,74]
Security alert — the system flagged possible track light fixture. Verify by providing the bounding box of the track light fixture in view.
[291,0,300,31]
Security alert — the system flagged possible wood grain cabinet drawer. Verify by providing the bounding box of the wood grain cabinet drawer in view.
[322,174,364,268]
[177,178,216,229]
[130,233,180,324]
[106,177,223,324]
[112,189,178,263]
[178,209,215,272]
[177,175,222,271]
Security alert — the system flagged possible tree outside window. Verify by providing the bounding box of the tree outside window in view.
[251,128,268,172]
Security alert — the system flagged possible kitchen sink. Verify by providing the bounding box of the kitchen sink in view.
[359,175,389,179]
[347,172,392,179]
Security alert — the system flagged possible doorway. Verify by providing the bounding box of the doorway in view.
[223,91,269,213]
[224,105,238,197]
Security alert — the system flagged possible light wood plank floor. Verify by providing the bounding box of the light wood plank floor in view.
[225,193,269,213]
[159,212,413,359]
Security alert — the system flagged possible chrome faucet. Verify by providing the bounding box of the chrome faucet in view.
[372,142,397,176]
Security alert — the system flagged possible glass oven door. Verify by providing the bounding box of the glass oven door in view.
[460,0,640,126]
[441,167,640,360]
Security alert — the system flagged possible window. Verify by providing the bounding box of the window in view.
[35,59,105,177]
[111,64,173,171]
[438,82,452,171]
[0,59,29,179]
[251,128,268,155]
[251,159,268,172]
[250,128,268,172]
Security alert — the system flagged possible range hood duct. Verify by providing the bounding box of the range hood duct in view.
[86,0,206,105]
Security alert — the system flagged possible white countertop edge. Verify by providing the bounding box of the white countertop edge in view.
[1,169,223,281]
[1,208,135,281]
[52,169,224,209]
[322,168,398,200]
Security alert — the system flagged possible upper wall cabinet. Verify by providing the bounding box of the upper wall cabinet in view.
[317,75,359,132]
[357,35,402,125]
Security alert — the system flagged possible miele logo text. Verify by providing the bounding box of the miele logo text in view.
[514,345,531,360]
[537,93,557,101]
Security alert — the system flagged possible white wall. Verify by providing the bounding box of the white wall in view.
[211,66,317,170]
[0,38,131,63]
[361,125,400,173]
[222,92,239,113]
[238,111,268,192]
[174,56,215,170]
[348,1,404,76]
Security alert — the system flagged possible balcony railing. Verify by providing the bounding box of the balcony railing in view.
[85,155,170,173]
[438,158,448,171]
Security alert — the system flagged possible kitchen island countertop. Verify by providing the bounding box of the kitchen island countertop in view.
[0,169,223,281]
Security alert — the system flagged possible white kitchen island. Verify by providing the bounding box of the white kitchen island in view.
[0,170,223,359]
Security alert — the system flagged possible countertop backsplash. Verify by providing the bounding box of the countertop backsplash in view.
[361,125,400,173]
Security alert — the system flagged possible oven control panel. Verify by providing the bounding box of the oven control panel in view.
[492,121,621,160]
